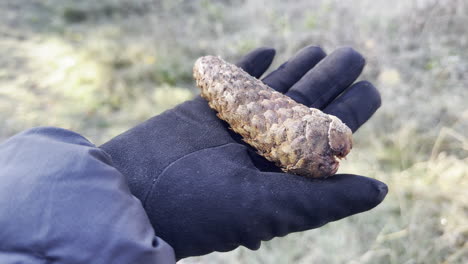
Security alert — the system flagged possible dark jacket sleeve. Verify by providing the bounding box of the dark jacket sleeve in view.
[0,127,175,264]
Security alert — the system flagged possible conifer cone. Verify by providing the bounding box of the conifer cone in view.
[193,56,353,178]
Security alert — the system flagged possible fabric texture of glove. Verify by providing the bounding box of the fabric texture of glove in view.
[0,127,175,264]
[101,46,388,259]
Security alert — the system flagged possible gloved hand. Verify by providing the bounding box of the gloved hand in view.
[101,46,388,259]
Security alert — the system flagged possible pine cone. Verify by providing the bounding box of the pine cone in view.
[193,56,352,178]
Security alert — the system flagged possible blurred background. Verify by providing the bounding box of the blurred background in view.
[0,0,466,263]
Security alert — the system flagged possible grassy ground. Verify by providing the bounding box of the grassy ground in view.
[0,0,466,263]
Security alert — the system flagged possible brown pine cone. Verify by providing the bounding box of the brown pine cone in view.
[193,55,352,178]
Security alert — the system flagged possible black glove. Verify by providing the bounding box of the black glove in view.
[101,46,387,259]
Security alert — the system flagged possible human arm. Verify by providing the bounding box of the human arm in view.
[0,127,175,264]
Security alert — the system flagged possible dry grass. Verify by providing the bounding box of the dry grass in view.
[0,0,466,263]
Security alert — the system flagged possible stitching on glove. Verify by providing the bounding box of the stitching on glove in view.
[141,142,237,206]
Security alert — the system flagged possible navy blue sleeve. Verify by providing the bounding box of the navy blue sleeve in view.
[0,127,175,264]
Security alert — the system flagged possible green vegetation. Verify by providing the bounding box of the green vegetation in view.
[0,0,466,263]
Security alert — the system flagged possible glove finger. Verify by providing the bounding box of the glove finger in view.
[286,47,365,108]
[323,81,381,133]
[252,172,388,239]
[236,47,276,78]
[262,45,326,93]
